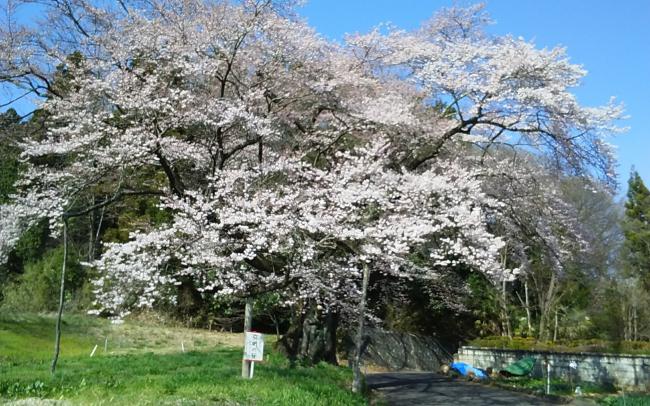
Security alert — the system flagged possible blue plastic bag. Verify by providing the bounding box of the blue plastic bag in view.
[450,362,488,379]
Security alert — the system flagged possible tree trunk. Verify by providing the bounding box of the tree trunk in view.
[538,309,546,341]
[538,272,557,341]
[241,297,254,378]
[88,210,94,262]
[623,303,629,341]
[499,248,512,338]
[269,313,280,340]
[51,218,68,374]
[90,205,105,261]
[352,263,370,394]
[501,279,512,338]
[628,306,632,341]
[279,303,338,365]
[553,308,558,342]
[525,280,532,335]
[633,305,638,341]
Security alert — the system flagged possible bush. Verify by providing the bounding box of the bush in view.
[1,246,90,312]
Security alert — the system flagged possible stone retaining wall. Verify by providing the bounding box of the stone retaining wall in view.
[344,328,454,371]
[456,346,650,390]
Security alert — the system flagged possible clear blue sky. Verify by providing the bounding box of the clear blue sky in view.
[298,0,650,197]
[2,1,648,196]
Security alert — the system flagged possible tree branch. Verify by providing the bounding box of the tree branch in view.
[63,189,165,219]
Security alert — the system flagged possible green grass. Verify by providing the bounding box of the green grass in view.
[599,394,650,406]
[491,378,650,405]
[0,313,106,362]
[490,376,617,397]
[0,313,365,405]
[469,336,650,356]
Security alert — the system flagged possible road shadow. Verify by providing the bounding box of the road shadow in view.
[367,372,563,406]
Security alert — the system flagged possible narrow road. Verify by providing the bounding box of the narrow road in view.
[366,372,565,405]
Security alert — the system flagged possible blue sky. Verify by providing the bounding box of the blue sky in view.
[298,0,650,196]
[2,1,648,196]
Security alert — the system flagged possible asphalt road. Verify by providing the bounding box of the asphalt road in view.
[366,372,565,406]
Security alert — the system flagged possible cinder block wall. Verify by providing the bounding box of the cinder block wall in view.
[456,346,650,390]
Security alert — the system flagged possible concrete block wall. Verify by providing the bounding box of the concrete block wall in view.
[456,346,650,390]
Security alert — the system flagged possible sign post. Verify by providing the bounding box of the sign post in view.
[569,360,578,394]
[546,359,551,394]
[243,332,264,379]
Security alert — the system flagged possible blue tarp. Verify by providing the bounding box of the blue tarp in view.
[450,362,488,379]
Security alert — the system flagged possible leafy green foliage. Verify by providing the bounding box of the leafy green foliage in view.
[0,219,50,302]
[588,282,627,341]
[102,196,171,244]
[0,109,53,300]
[1,246,88,312]
[466,273,502,337]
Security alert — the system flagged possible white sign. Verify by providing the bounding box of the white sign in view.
[243,332,264,361]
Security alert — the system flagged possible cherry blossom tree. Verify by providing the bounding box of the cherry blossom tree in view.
[0,0,624,382]
[346,3,623,184]
[343,3,624,345]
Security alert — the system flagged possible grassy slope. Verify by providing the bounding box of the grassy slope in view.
[0,313,365,405]
[469,336,650,356]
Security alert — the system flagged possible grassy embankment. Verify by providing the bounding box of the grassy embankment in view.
[470,336,650,355]
[0,313,365,405]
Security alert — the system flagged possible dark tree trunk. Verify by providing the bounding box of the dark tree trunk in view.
[279,303,338,366]
[51,218,68,374]
[352,263,370,393]
[176,277,204,324]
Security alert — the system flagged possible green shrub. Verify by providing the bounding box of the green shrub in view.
[1,246,88,312]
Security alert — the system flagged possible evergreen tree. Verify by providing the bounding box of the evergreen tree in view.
[622,170,650,290]
[0,109,22,204]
